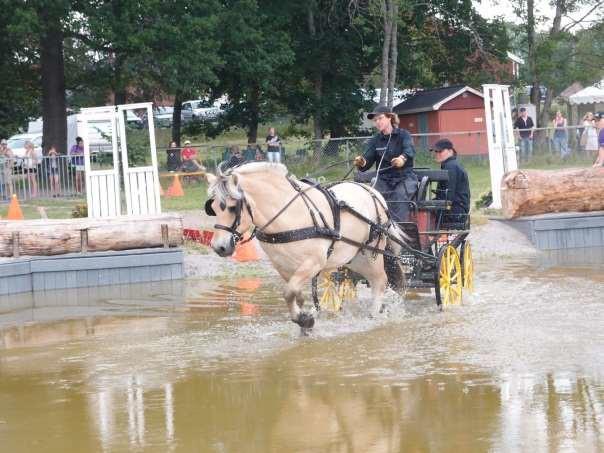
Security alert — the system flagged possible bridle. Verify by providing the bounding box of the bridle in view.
[205,196,254,244]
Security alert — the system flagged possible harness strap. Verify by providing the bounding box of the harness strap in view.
[255,226,339,244]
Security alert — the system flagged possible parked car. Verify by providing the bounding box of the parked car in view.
[7,133,44,168]
[153,106,180,128]
[182,98,225,122]
[125,110,144,129]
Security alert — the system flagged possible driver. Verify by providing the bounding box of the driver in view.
[430,138,470,227]
[354,106,418,222]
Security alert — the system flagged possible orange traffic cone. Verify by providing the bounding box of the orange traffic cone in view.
[240,302,260,316]
[236,278,261,291]
[166,174,184,197]
[7,194,24,220]
[232,234,259,262]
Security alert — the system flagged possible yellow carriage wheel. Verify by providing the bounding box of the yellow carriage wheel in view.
[311,269,357,312]
[461,242,474,292]
[435,244,462,307]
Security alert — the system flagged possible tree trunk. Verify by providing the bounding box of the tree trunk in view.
[379,0,392,106]
[538,0,565,128]
[247,85,260,144]
[38,8,67,154]
[308,2,323,154]
[526,0,540,121]
[0,215,183,257]
[171,92,183,145]
[501,168,604,218]
[387,1,398,109]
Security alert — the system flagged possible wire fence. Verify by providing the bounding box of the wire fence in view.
[180,125,599,180]
[1,125,600,207]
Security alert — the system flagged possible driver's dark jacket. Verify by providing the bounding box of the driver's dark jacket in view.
[359,127,415,178]
[435,155,470,215]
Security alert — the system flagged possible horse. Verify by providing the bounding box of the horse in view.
[204,162,406,332]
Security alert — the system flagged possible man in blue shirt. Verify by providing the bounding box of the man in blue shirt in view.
[431,138,470,227]
[354,106,418,222]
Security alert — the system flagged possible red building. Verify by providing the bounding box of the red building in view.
[393,85,488,156]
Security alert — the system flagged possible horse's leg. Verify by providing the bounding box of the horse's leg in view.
[285,258,324,330]
[346,243,388,318]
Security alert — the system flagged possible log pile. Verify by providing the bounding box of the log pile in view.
[0,214,183,257]
[501,167,604,219]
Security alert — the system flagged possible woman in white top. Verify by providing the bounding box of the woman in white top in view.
[581,112,598,153]
[24,141,38,197]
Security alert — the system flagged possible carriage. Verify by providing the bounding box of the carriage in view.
[311,168,473,311]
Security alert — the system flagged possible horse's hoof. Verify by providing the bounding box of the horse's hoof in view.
[300,327,312,337]
[295,312,315,329]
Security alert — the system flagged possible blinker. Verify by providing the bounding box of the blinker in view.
[204,199,216,216]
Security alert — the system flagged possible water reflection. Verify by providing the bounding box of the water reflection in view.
[0,259,603,452]
[75,369,604,452]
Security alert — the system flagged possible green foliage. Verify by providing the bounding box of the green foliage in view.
[0,1,41,137]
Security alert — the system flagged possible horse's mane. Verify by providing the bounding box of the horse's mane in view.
[233,162,288,177]
[208,162,289,202]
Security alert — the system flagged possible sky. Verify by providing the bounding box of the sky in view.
[473,0,603,31]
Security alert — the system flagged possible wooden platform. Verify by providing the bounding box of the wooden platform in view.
[500,211,604,250]
[0,247,184,297]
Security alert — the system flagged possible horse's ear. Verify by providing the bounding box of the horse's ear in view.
[205,173,216,185]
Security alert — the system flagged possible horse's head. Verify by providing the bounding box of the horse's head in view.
[205,167,255,257]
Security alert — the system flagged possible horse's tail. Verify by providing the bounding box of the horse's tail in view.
[384,222,409,291]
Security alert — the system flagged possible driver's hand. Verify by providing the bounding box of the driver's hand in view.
[391,155,407,168]
[354,155,366,168]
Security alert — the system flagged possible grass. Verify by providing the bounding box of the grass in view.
[161,179,208,211]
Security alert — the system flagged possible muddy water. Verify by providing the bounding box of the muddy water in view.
[0,251,603,452]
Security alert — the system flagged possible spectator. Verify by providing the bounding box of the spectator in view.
[69,136,85,193]
[227,145,246,168]
[46,145,61,197]
[243,143,256,161]
[513,107,534,162]
[255,146,265,161]
[265,127,282,163]
[24,141,38,197]
[552,111,569,158]
[181,140,204,172]
[166,141,181,171]
[0,138,14,200]
[581,112,598,155]
[592,112,604,167]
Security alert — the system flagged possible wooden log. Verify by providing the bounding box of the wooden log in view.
[501,167,604,219]
[0,214,183,257]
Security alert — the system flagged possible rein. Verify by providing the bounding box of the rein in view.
[208,170,416,260]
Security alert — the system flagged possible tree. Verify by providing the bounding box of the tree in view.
[514,0,604,125]
[282,0,378,141]
[7,1,72,152]
[0,2,40,138]
[132,0,222,144]
[213,0,293,144]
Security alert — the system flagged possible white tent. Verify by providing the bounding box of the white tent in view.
[569,86,604,105]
